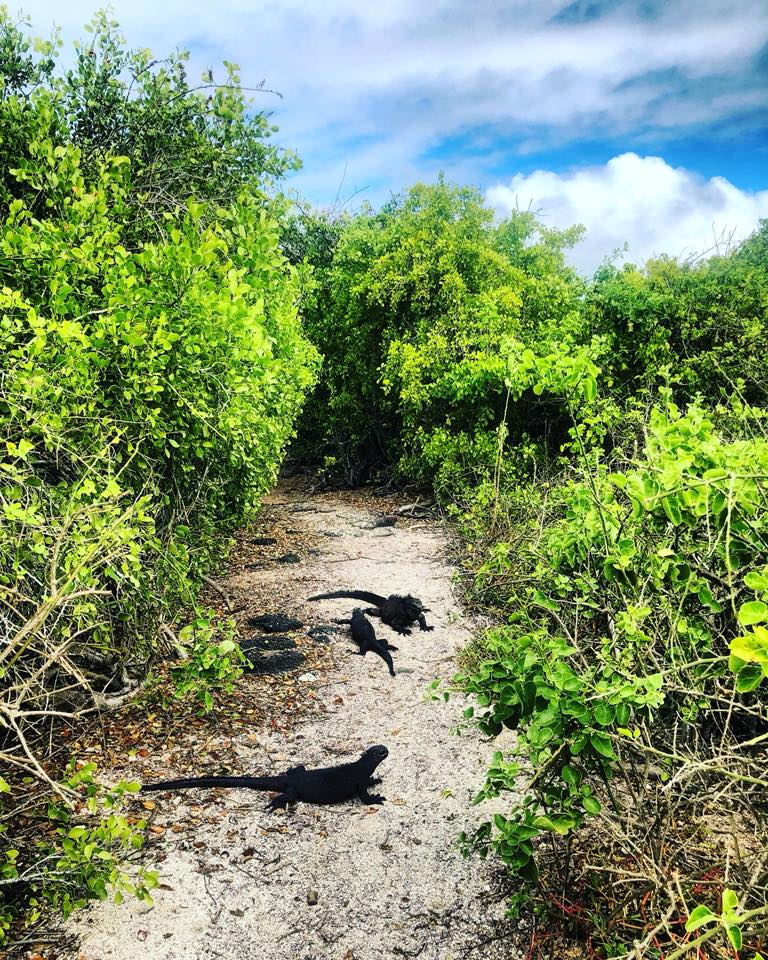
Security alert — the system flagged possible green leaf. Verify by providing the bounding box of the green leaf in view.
[582,795,601,814]
[532,815,556,832]
[589,732,615,759]
[661,494,682,525]
[735,664,764,692]
[615,703,630,725]
[738,601,768,626]
[547,815,576,835]
[685,905,716,932]
[582,376,597,402]
[594,703,615,726]
[726,925,742,951]
[721,888,738,912]
[561,764,579,787]
[533,814,575,835]
[744,571,768,591]
[731,629,768,667]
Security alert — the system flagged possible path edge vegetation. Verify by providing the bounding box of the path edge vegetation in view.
[1,10,767,959]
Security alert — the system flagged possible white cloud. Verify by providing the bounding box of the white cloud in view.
[13,1,768,203]
[487,153,768,274]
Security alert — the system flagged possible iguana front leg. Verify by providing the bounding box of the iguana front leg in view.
[418,614,434,632]
[357,784,385,805]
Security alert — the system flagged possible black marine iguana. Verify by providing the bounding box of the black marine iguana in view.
[141,745,388,810]
[335,608,397,677]
[308,590,433,635]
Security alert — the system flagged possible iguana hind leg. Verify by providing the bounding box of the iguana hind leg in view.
[267,785,299,811]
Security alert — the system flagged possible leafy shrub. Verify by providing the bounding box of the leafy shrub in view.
[0,7,318,769]
[0,762,157,941]
[588,223,768,405]
[460,399,768,956]
[169,612,246,713]
[290,179,767,953]
[0,10,318,939]
[297,180,585,488]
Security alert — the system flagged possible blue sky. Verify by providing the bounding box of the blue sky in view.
[16,0,768,272]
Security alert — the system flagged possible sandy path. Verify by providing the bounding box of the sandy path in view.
[69,484,519,960]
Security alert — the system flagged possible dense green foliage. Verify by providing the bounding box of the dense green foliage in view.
[587,239,767,405]
[296,180,585,485]
[0,10,317,938]
[297,185,768,956]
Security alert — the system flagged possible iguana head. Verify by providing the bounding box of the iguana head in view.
[362,744,389,763]
[396,594,429,615]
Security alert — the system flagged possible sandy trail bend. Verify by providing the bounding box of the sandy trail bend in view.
[70,484,518,960]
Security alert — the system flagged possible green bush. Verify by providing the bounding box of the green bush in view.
[290,181,768,953]
[0,11,318,938]
[460,398,768,953]
[169,611,246,713]
[297,179,585,488]
[0,763,157,937]
[587,223,768,405]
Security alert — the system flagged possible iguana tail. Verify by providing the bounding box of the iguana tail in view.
[307,590,386,606]
[142,775,286,793]
[374,646,396,678]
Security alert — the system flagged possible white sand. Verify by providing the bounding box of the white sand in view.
[68,484,521,960]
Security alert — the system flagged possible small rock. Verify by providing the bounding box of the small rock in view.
[371,527,394,537]
[307,889,319,906]
[307,625,342,644]
[298,672,317,682]
[323,531,344,538]
[277,553,301,564]
[372,516,397,528]
[243,649,306,675]
[240,635,296,654]
[250,536,277,546]
[248,614,303,633]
